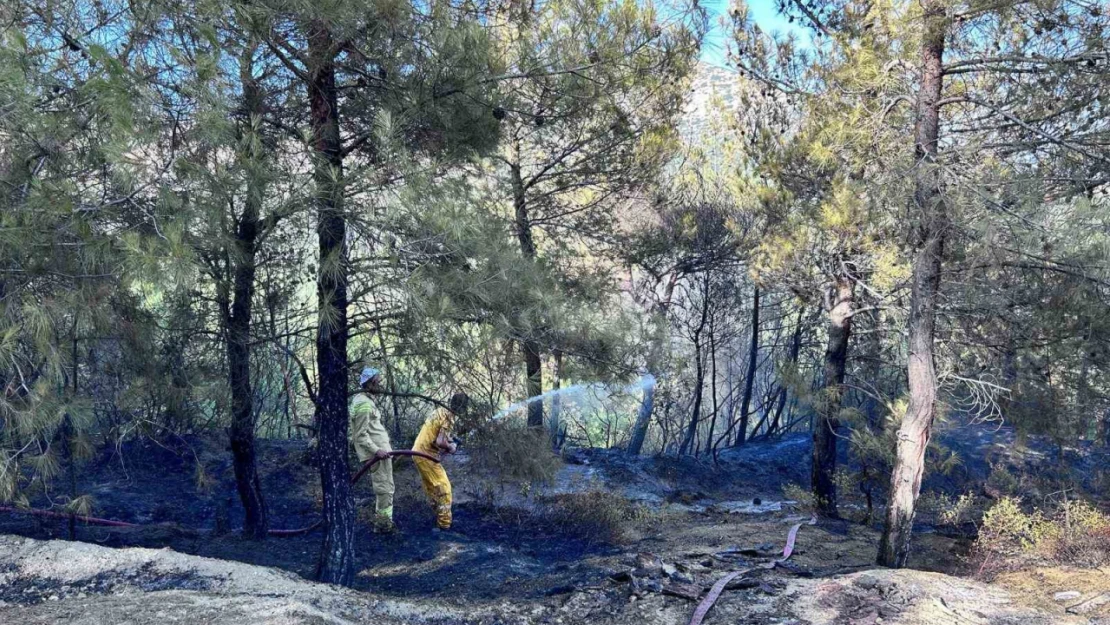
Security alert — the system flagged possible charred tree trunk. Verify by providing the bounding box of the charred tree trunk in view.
[308,23,355,586]
[771,307,805,436]
[878,1,947,568]
[680,273,711,455]
[510,158,544,429]
[812,275,854,518]
[735,286,760,446]
[704,324,719,456]
[628,378,655,455]
[523,340,543,428]
[226,48,268,540]
[680,337,705,455]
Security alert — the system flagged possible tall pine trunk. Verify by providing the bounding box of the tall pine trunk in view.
[703,325,719,455]
[510,158,544,428]
[680,272,711,455]
[735,286,760,445]
[771,307,805,436]
[227,47,268,540]
[307,22,355,586]
[812,275,854,518]
[878,0,946,568]
[680,336,705,455]
[628,379,655,455]
[550,349,563,448]
[373,319,403,438]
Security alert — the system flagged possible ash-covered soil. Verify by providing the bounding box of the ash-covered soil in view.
[1,534,1098,625]
[1,424,1107,624]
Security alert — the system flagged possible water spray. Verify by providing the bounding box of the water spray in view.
[491,373,656,421]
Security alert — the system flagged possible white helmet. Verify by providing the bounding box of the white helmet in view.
[359,367,381,386]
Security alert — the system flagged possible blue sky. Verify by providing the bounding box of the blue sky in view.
[699,0,811,67]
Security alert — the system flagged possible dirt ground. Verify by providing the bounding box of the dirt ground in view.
[1,429,1107,624]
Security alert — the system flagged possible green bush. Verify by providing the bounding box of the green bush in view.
[974,496,1110,577]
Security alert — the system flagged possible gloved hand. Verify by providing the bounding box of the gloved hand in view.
[374,449,391,461]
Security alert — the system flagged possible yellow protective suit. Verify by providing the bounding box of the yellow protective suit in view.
[349,393,394,524]
[412,408,454,529]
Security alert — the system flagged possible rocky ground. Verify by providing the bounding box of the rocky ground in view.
[1,425,1107,624]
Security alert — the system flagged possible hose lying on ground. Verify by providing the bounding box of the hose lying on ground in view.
[269,450,440,537]
[0,505,141,528]
[688,516,817,625]
[0,450,441,537]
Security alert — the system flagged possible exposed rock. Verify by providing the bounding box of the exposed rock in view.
[633,552,663,577]
[660,581,702,601]
[1068,593,1110,615]
[712,500,795,515]
[0,535,473,625]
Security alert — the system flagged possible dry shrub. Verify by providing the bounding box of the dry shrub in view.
[466,421,561,487]
[782,482,817,514]
[918,490,979,527]
[973,496,1110,577]
[539,490,648,545]
[986,463,1021,496]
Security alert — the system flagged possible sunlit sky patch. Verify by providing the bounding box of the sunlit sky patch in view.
[699,0,812,68]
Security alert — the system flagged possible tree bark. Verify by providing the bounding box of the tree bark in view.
[878,0,946,568]
[523,340,544,428]
[735,286,760,445]
[226,46,268,540]
[307,22,356,586]
[510,158,544,429]
[812,275,854,518]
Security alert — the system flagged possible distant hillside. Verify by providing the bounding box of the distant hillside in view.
[680,62,744,141]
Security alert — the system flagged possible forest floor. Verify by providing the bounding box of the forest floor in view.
[1,424,1107,624]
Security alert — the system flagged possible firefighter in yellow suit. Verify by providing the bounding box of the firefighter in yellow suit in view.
[350,367,395,533]
[412,392,468,531]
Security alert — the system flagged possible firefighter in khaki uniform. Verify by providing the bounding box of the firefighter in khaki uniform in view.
[412,393,467,531]
[350,367,395,533]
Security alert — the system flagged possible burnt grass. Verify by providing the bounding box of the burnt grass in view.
[0,436,618,601]
[2,425,1101,604]
[0,561,214,607]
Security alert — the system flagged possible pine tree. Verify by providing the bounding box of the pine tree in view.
[483,0,703,429]
[739,0,1110,565]
[243,0,502,585]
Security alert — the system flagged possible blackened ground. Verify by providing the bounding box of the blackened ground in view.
[0,436,619,602]
[2,423,1101,606]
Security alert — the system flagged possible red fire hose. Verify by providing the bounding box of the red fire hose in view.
[268,450,440,537]
[0,505,140,528]
[0,450,440,537]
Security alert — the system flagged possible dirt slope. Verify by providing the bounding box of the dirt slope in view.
[0,535,470,624]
